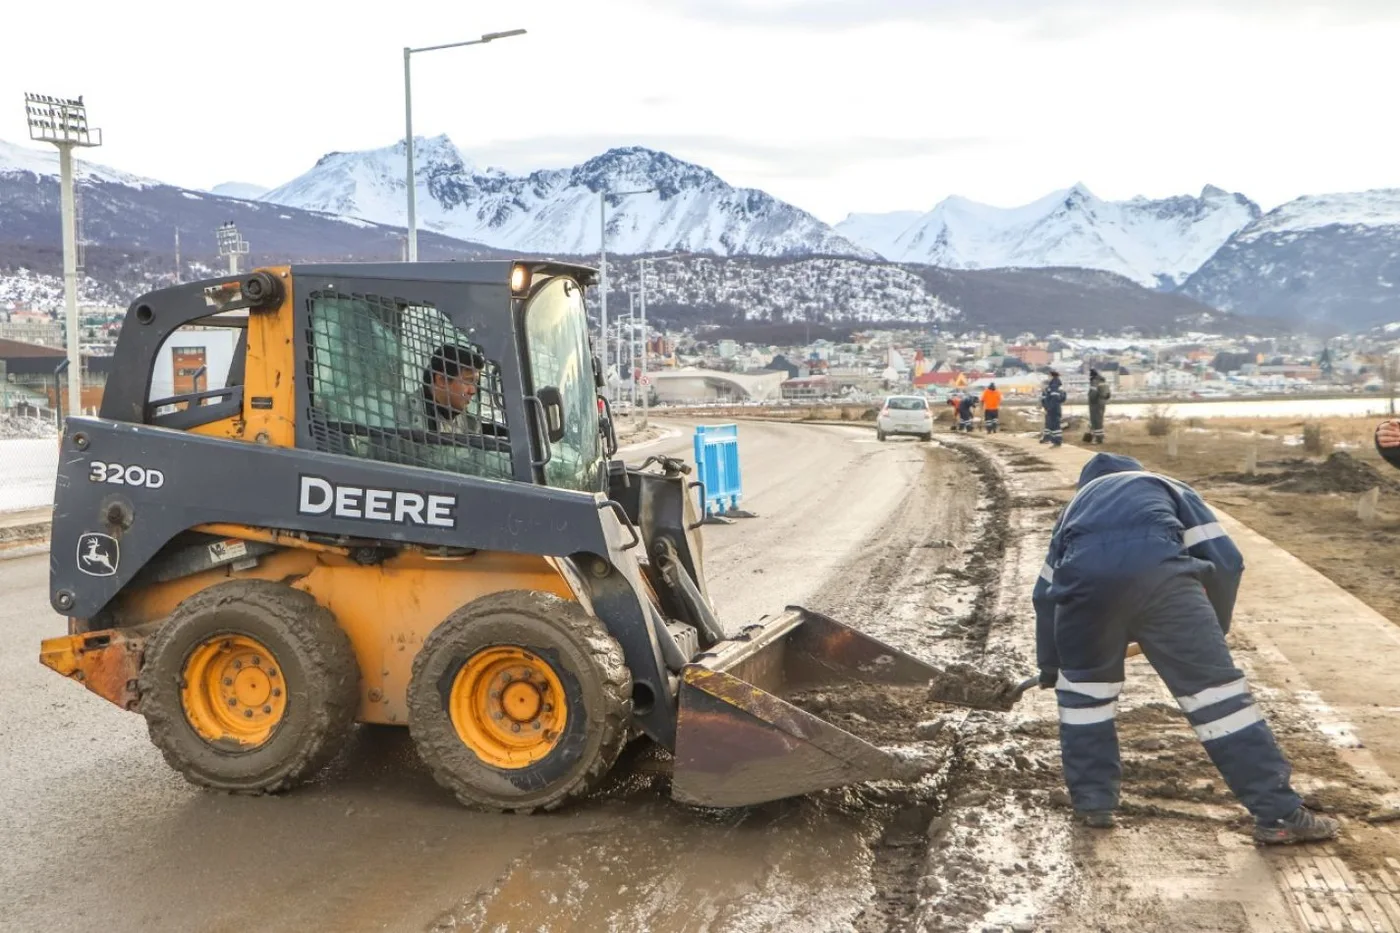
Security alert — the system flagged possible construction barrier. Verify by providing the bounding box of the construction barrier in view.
[692,424,747,520]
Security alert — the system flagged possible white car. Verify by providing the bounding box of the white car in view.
[876,395,934,441]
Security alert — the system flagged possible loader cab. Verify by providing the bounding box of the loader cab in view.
[100,260,608,494]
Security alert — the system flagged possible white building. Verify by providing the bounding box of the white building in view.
[149,327,240,402]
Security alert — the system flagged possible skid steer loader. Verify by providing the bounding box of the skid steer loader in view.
[41,261,1009,811]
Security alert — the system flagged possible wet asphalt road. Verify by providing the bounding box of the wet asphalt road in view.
[0,421,935,933]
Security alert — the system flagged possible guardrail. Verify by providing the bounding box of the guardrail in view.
[692,424,749,521]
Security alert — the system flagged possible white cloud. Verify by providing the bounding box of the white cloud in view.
[0,0,1396,226]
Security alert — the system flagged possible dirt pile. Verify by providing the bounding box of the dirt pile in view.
[1210,452,1396,494]
[787,684,956,746]
[0,414,56,440]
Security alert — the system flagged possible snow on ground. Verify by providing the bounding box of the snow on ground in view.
[0,438,58,512]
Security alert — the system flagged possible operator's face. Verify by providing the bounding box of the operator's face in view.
[432,368,479,413]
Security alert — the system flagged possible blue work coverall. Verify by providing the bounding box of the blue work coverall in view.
[1032,453,1303,822]
[1041,378,1066,446]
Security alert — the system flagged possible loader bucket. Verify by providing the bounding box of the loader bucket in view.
[671,607,964,808]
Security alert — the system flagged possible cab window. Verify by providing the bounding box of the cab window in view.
[303,291,512,481]
[523,277,602,491]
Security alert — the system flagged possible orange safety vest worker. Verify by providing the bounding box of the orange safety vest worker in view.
[981,387,1002,410]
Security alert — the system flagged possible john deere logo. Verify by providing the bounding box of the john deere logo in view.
[76,533,119,577]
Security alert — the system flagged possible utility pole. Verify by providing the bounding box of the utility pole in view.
[630,288,641,409]
[402,29,526,261]
[636,254,683,427]
[25,92,100,419]
[598,187,656,402]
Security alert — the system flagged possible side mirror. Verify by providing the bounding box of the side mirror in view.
[537,386,567,444]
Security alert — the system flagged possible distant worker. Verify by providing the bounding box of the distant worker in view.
[1376,420,1400,467]
[957,393,976,433]
[1083,369,1111,445]
[947,393,961,431]
[981,383,1002,434]
[1040,370,1066,446]
[1033,452,1339,844]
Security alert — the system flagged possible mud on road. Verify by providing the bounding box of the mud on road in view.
[6,422,1390,933]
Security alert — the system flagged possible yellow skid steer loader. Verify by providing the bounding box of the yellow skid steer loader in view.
[41,261,1005,811]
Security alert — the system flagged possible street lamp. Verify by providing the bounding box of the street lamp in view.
[216,221,249,275]
[636,253,686,427]
[403,29,526,261]
[598,187,655,400]
[25,92,100,419]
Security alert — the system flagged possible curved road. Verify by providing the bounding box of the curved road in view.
[0,420,949,933]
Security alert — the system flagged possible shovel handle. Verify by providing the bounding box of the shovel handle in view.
[1010,675,1041,703]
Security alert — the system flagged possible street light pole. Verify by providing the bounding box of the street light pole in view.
[597,187,656,401]
[403,47,416,261]
[402,29,526,262]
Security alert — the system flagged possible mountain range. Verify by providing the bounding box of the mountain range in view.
[1,133,1396,331]
[837,184,1260,289]
[262,136,872,259]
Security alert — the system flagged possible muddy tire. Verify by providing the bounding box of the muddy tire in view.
[922,432,933,442]
[407,590,631,813]
[139,580,359,794]
[877,430,887,442]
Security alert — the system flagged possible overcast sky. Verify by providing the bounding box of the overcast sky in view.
[2,0,1395,223]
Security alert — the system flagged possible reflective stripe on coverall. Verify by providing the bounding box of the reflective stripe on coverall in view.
[1032,453,1303,821]
[1041,379,1066,445]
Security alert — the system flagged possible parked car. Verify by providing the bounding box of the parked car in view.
[876,395,934,442]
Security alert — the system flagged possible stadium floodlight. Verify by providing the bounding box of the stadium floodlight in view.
[402,28,527,262]
[25,92,101,418]
[216,221,250,275]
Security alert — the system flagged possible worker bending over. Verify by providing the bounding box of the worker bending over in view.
[957,393,976,433]
[981,383,1001,434]
[1033,453,1338,844]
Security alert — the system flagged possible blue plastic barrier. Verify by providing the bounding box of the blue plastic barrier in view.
[692,423,744,518]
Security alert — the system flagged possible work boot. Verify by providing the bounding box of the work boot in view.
[1254,807,1340,845]
[1075,810,1115,829]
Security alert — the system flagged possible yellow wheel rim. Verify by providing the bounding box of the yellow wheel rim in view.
[180,634,287,748]
[449,646,568,769]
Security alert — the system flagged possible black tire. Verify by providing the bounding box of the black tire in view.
[139,580,360,794]
[407,590,631,812]
[922,432,933,442]
[877,430,887,442]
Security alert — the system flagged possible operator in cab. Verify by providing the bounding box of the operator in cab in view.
[1033,452,1338,845]
[422,345,507,438]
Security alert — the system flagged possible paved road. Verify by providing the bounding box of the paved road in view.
[0,420,946,933]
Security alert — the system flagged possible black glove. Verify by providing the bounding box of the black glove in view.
[1038,667,1058,689]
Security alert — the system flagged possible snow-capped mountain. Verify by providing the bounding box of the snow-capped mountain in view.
[1182,190,1400,329]
[0,138,501,311]
[833,211,923,261]
[209,181,270,200]
[261,136,876,259]
[840,184,1260,289]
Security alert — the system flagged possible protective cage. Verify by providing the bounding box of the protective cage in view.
[303,290,513,482]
